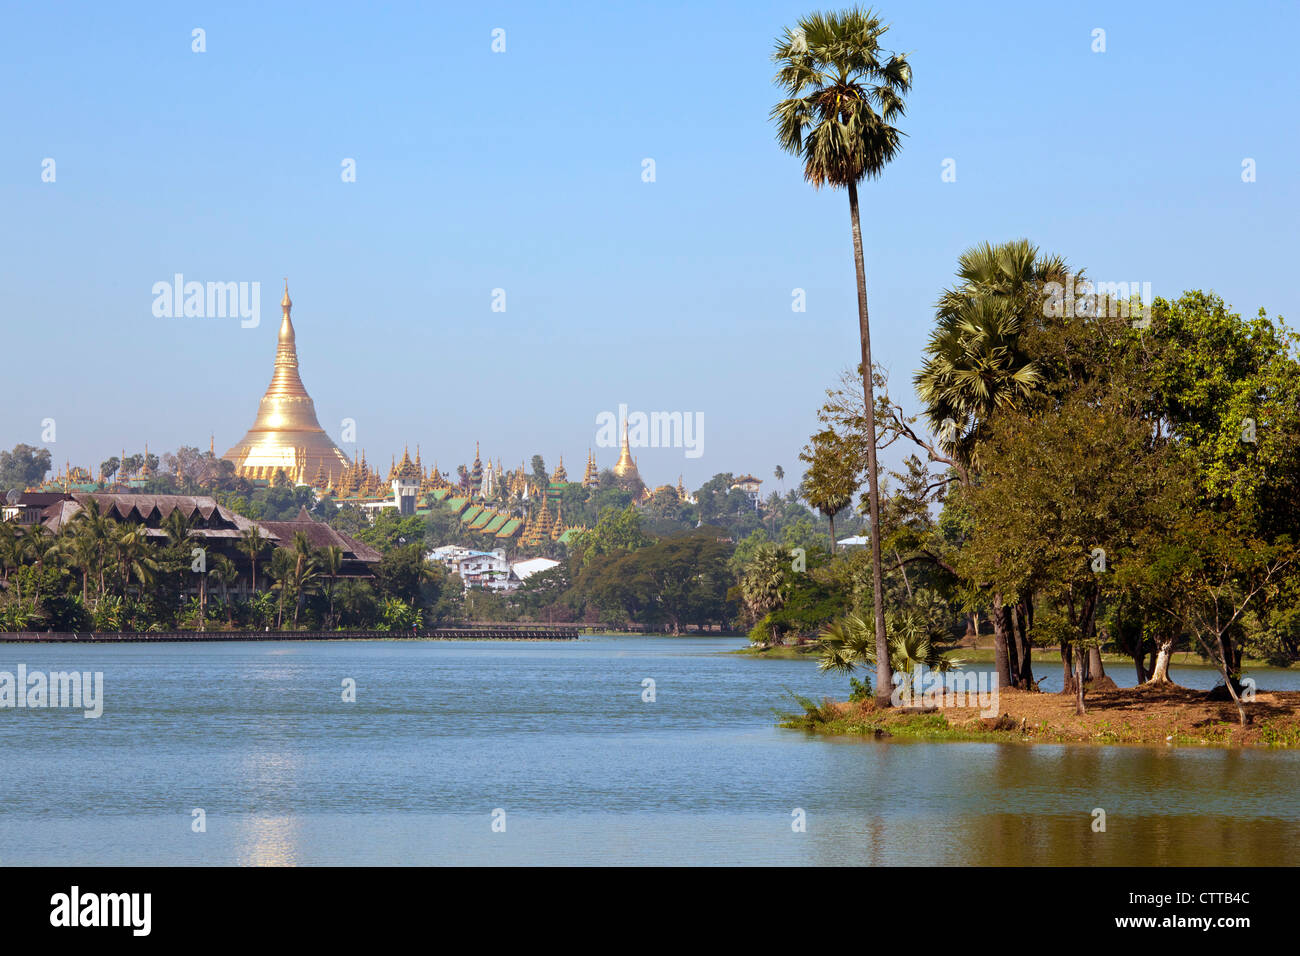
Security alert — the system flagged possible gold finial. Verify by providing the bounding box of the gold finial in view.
[282,278,292,311]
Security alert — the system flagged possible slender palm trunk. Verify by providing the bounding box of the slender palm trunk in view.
[827,512,836,555]
[847,179,891,706]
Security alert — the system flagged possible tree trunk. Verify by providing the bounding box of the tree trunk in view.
[828,512,836,556]
[847,179,891,707]
[895,549,913,601]
[1215,631,1247,726]
[1074,643,1086,714]
[1075,588,1100,713]
[1088,645,1106,682]
[1007,604,1022,687]
[1060,643,1075,696]
[991,594,1013,689]
[1149,634,1175,684]
[1132,647,1147,684]
[1017,596,1035,689]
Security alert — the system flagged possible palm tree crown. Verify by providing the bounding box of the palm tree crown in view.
[770,8,911,188]
[916,239,1073,465]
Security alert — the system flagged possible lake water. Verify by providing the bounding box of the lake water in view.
[1,636,1297,865]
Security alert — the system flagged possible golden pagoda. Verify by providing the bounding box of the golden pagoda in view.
[612,420,641,483]
[551,456,568,483]
[222,281,351,485]
[521,497,554,550]
[582,448,599,487]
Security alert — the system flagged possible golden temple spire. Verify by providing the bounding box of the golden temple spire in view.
[613,419,639,480]
[221,282,350,488]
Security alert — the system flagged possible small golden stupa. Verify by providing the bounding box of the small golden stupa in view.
[222,281,352,485]
[612,419,641,483]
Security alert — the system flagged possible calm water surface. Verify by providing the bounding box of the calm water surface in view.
[1,636,1296,865]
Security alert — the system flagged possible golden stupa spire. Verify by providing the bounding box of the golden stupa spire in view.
[222,279,351,488]
[613,419,639,480]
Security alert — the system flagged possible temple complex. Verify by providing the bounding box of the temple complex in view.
[221,282,352,486]
[17,281,708,555]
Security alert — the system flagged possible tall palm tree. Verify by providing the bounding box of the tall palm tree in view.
[68,498,115,599]
[162,509,202,628]
[289,531,319,628]
[772,8,911,706]
[320,545,344,629]
[63,529,98,604]
[112,525,157,597]
[267,548,294,629]
[914,239,1072,689]
[208,553,239,627]
[19,522,60,605]
[239,525,269,596]
[0,522,17,585]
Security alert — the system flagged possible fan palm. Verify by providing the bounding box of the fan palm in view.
[739,543,790,642]
[771,8,911,705]
[917,240,1074,466]
[915,295,1041,467]
[818,607,961,677]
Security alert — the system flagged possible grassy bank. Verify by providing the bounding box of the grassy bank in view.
[780,685,1300,748]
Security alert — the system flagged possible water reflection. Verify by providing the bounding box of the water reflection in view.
[234,815,302,866]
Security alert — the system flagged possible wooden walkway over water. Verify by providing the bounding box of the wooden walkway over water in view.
[0,625,580,643]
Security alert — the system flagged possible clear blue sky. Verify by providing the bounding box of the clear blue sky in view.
[2,0,1296,490]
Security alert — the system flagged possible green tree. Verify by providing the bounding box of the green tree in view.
[0,444,53,492]
[572,505,651,569]
[799,428,859,553]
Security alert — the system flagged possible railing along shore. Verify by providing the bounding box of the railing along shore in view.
[0,625,580,643]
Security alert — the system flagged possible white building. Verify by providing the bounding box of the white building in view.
[511,557,560,583]
[730,474,763,509]
[428,545,518,592]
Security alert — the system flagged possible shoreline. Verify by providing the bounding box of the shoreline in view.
[780,685,1300,749]
[735,642,1288,673]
